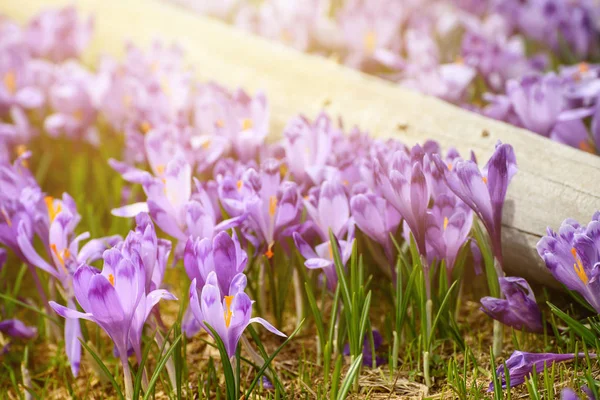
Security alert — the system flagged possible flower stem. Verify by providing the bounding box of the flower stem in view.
[292,268,303,329]
[493,320,503,358]
[121,355,133,400]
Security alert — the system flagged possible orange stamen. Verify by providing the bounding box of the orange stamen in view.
[482,176,488,184]
[269,196,277,217]
[45,196,62,222]
[236,180,243,192]
[224,295,234,328]
[108,273,115,286]
[343,180,349,186]
[328,242,333,259]
[216,119,225,128]
[3,71,16,95]
[571,247,589,284]
[265,242,275,259]
[16,145,27,156]
[51,244,65,267]
[579,62,589,74]
[241,118,253,130]
[155,164,165,176]
[363,31,377,54]
[140,121,152,134]
[279,164,288,177]
[443,217,449,230]
[201,140,211,150]
[447,162,453,171]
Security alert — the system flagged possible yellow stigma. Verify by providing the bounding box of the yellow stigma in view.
[269,196,277,217]
[571,247,589,285]
[50,244,69,273]
[343,180,349,186]
[579,62,589,74]
[363,31,377,54]
[108,273,115,286]
[45,196,62,222]
[279,163,288,178]
[447,162,453,171]
[482,176,488,184]
[122,94,133,108]
[1,207,12,227]
[140,121,152,134]
[224,295,234,328]
[265,242,275,259]
[443,217,449,230]
[455,56,464,65]
[201,139,211,150]
[16,145,28,168]
[16,144,27,156]
[236,180,243,192]
[328,242,333,259]
[3,71,16,95]
[216,119,225,128]
[155,164,165,176]
[241,118,253,130]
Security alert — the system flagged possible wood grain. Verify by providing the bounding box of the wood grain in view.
[3,0,599,286]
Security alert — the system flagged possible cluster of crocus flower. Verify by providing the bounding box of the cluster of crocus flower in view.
[170,0,600,153]
[2,4,600,397]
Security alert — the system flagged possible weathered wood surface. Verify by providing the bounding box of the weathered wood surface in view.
[3,0,599,286]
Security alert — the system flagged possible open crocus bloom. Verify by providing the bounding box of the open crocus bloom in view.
[49,247,176,365]
[537,212,600,313]
[189,271,285,358]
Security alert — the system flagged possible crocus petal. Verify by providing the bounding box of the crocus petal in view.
[65,299,82,376]
[249,317,287,337]
[49,301,95,321]
[0,319,37,339]
[111,202,149,218]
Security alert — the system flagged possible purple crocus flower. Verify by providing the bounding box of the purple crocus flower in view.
[561,386,595,400]
[506,74,566,137]
[25,6,93,62]
[193,83,269,162]
[282,113,336,186]
[293,232,354,290]
[349,191,400,259]
[220,159,303,256]
[111,155,242,252]
[433,142,517,267]
[44,62,99,143]
[50,249,176,398]
[183,231,248,336]
[189,271,285,358]
[0,319,37,339]
[184,231,248,294]
[16,192,120,376]
[537,212,600,313]
[304,179,350,241]
[490,351,592,390]
[374,146,431,256]
[480,277,544,333]
[425,194,473,280]
[119,213,171,292]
